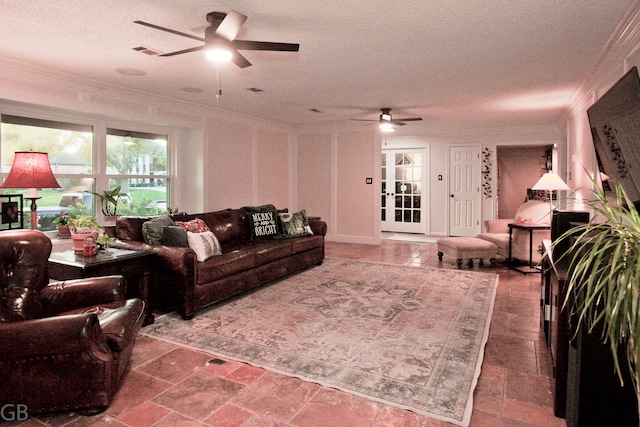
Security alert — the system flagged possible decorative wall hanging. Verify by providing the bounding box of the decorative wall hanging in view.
[482,147,492,197]
[1,194,24,230]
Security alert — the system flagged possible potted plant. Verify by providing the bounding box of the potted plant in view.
[86,186,129,218]
[52,211,73,238]
[68,214,104,253]
[554,177,640,420]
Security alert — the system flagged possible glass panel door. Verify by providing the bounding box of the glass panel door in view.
[381,149,426,233]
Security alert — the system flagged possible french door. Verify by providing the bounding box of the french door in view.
[381,149,427,233]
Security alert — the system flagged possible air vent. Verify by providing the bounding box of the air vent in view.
[132,45,162,56]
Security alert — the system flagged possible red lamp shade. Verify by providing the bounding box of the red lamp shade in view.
[1,151,61,189]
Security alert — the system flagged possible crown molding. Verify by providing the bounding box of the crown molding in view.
[567,0,640,112]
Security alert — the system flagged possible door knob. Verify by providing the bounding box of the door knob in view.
[450,194,454,198]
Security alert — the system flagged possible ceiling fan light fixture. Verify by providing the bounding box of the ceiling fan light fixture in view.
[205,38,233,62]
[380,113,392,122]
[379,122,395,132]
[206,46,233,62]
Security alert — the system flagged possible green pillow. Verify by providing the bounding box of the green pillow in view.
[278,210,313,238]
[162,225,189,247]
[142,215,174,244]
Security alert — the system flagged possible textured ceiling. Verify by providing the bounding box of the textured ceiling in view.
[0,1,635,133]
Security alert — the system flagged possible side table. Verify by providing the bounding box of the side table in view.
[508,222,551,274]
[48,248,155,326]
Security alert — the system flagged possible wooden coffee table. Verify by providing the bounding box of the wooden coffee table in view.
[48,248,156,325]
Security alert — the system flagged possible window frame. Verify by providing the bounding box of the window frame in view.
[0,106,176,227]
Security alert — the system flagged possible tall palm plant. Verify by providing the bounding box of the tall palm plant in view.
[555,178,640,418]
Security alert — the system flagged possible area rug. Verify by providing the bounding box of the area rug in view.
[142,258,498,426]
[386,234,439,243]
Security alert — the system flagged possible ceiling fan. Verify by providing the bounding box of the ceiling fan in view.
[352,108,423,129]
[134,10,300,69]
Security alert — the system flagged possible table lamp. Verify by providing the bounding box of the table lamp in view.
[1,151,61,230]
[531,172,571,213]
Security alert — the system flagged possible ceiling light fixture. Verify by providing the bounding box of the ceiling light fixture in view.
[379,122,395,132]
[205,38,233,62]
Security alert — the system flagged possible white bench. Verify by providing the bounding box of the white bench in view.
[437,237,498,268]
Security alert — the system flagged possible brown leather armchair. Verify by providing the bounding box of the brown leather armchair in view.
[0,229,146,415]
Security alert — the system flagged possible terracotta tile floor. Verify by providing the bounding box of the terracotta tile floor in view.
[23,238,566,427]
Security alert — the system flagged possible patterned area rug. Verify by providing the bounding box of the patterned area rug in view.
[142,258,498,426]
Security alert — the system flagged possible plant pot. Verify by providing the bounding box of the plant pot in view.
[71,232,99,254]
[57,224,71,239]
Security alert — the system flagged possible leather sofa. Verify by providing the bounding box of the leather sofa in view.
[477,200,552,264]
[0,229,145,415]
[113,206,327,320]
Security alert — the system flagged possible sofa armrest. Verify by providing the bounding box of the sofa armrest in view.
[112,238,197,319]
[309,220,327,236]
[41,276,124,315]
[484,218,511,233]
[0,313,111,360]
[113,239,196,276]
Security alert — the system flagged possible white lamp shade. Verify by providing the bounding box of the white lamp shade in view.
[531,172,571,191]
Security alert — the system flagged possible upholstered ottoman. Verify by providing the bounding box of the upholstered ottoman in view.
[437,237,498,268]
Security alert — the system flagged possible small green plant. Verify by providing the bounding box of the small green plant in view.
[97,234,116,249]
[86,186,129,216]
[67,214,104,234]
[52,211,72,225]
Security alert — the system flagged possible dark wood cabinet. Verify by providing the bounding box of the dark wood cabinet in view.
[541,240,569,417]
[541,240,639,425]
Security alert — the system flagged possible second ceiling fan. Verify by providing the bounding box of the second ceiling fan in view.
[352,108,423,130]
[134,10,299,69]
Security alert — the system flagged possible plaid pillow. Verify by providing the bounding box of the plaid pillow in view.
[175,217,210,233]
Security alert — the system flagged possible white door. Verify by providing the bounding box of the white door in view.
[449,145,481,236]
[381,149,427,233]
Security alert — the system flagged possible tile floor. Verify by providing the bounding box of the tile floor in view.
[20,238,566,427]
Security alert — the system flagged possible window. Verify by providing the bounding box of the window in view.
[105,129,169,216]
[1,115,172,230]
[1,115,94,230]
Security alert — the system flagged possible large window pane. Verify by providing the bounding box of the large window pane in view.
[106,129,169,215]
[106,129,167,176]
[1,115,93,174]
[1,115,93,230]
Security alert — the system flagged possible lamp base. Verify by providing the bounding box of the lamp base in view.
[24,196,41,230]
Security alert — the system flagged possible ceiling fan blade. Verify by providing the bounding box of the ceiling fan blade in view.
[394,117,422,122]
[216,10,247,41]
[231,50,252,68]
[160,45,204,57]
[134,21,204,42]
[233,40,300,52]
[391,121,407,126]
[351,119,377,122]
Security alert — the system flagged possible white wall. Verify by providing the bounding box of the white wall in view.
[381,128,562,235]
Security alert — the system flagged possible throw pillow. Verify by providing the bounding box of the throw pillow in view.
[247,209,279,239]
[142,215,174,244]
[278,210,313,238]
[162,225,189,247]
[175,217,210,233]
[187,230,222,262]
